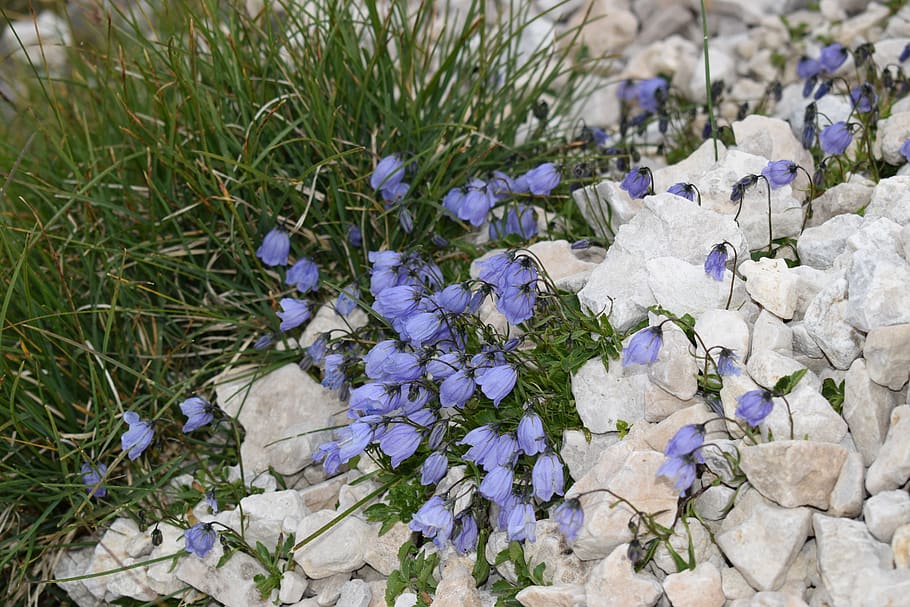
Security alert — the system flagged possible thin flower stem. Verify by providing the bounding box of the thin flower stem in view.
[692,184,702,207]
[781,395,795,440]
[724,241,738,310]
[758,175,773,254]
[700,0,718,161]
[796,166,815,231]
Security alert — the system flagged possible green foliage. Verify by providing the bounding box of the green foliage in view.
[364,475,426,535]
[772,369,808,396]
[385,541,440,607]
[616,419,630,438]
[822,378,846,414]
[251,534,296,599]
[490,541,548,606]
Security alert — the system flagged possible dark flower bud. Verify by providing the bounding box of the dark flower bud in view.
[533,99,549,121]
[151,525,163,546]
[802,74,818,98]
[769,80,782,102]
[901,42,910,63]
[627,539,645,566]
[737,102,749,121]
[853,42,874,68]
[813,79,832,100]
[710,79,724,101]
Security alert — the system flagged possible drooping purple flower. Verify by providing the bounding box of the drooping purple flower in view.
[373,284,421,320]
[426,351,462,380]
[337,421,375,463]
[409,496,454,549]
[458,179,495,226]
[476,364,517,406]
[305,334,328,366]
[121,412,153,460]
[620,166,651,199]
[849,83,878,113]
[736,389,775,426]
[704,243,729,281]
[730,174,759,202]
[452,513,478,553]
[506,499,537,542]
[617,79,637,102]
[657,452,701,495]
[436,283,472,315]
[347,224,362,247]
[591,127,609,146]
[762,160,798,189]
[479,465,514,505]
[185,523,217,558]
[442,187,465,216]
[459,424,498,463]
[517,412,546,456]
[256,228,290,267]
[380,419,426,468]
[277,298,311,332]
[285,258,319,293]
[663,424,705,458]
[81,462,108,498]
[497,284,537,325]
[571,238,591,250]
[802,74,818,98]
[180,396,215,433]
[486,433,519,471]
[622,326,663,366]
[716,348,741,377]
[402,311,443,347]
[531,453,564,502]
[796,56,820,79]
[370,154,405,191]
[205,489,219,514]
[523,162,561,196]
[819,122,853,155]
[819,43,847,73]
[553,498,583,542]
[813,79,832,100]
[313,440,342,475]
[439,369,476,408]
[901,138,910,163]
[321,353,346,389]
[667,182,696,202]
[489,205,538,240]
[382,181,410,204]
[420,452,448,486]
[637,77,668,113]
[335,284,358,317]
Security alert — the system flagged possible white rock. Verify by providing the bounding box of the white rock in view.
[893,524,910,568]
[864,324,910,390]
[336,579,372,607]
[845,217,905,259]
[294,510,371,578]
[643,404,715,456]
[650,138,728,192]
[867,405,910,495]
[751,310,793,357]
[762,384,848,445]
[695,309,751,363]
[578,194,748,332]
[663,562,725,607]
[689,47,735,103]
[646,256,749,321]
[313,571,351,606]
[560,430,621,481]
[571,357,649,434]
[716,490,812,591]
[565,0,638,57]
[745,350,818,393]
[723,565,757,600]
[652,518,725,574]
[300,303,368,350]
[572,179,644,238]
[527,239,604,291]
[864,491,910,544]
[865,175,910,226]
[569,449,678,560]
[803,277,865,369]
[175,542,272,607]
[279,571,309,604]
[749,592,810,607]
[827,452,865,518]
[739,441,847,509]
[216,363,345,476]
[732,115,815,189]
[516,583,586,607]
[364,521,413,576]
[843,359,896,466]
[797,214,864,270]
[806,181,871,228]
[643,382,694,422]
[54,546,103,607]
[83,518,156,602]
[694,485,737,521]
[394,592,419,607]
[584,543,662,607]
[524,521,592,584]
[812,513,894,607]
[1,12,72,75]
[646,320,699,400]
[739,258,800,320]
[226,490,309,549]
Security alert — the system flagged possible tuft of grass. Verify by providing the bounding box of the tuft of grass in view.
[0,0,591,604]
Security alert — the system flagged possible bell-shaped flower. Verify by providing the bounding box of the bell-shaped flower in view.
[185,523,217,557]
[704,243,729,281]
[452,513,478,553]
[622,326,663,366]
[370,154,405,191]
[373,285,421,320]
[531,453,564,502]
[476,364,517,406]
[663,424,705,458]
[256,228,290,267]
[497,284,536,325]
[637,77,668,113]
[121,412,153,460]
[820,121,853,155]
[379,419,425,468]
[554,498,583,541]
[81,462,108,498]
[736,389,775,426]
[277,298,311,332]
[667,182,696,201]
[285,258,319,293]
[523,162,561,196]
[459,424,498,464]
[439,369,475,408]
[620,166,651,199]
[180,396,215,433]
[420,452,448,486]
[819,43,847,73]
[410,496,454,549]
[517,412,546,456]
[335,284,358,317]
[716,348,741,377]
[657,451,702,496]
[479,465,514,505]
[761,160,798,189]
[506,499,537,542]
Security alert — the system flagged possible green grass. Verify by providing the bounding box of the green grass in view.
[0,0,594,604]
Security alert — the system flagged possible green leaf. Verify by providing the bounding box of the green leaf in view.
[772,368,808,396]
[616,419,630,439]
[472,531,491,586]
[385,570,408,604]
[821,378,846,414]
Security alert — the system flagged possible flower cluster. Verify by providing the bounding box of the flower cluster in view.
[657,424,705,495]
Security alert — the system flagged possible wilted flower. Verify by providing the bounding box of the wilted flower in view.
[730,174,759,203]
[704,243,729,281]
[205,489,219,514]
[285,258,319,293]
[620,166,652,199]
[256,228,290,267]
[819,122,853,155]
[849,83,878,113]
[81,462,108,498]
[736,389,775,426]
[277,298,311,332]
[716,348,741,377]
[180,396,214,433]
[553,498,583,542]
[762,160,798,189]
[622,326,663,366]
[185,522,217,558]
[121,412,153,460]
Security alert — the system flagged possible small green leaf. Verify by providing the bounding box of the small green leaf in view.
[616,419,630,439]
[472,532,491,586]
[772,368,808,396]
[822,378,846,414]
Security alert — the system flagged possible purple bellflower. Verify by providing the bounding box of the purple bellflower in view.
[517,411,546,456]
[850,83,878,113]
[901,43,910,63]
[507,499,537,542]
[620,166,652,199]
[285,258,319,293]
[657,449,702,495]
[439,368,476,408]
[622,325,664,366]
[704,243,729,281]
[452,513,478,553]
[796,56,820,79]
[479,465,514,505]
[185,522,217,558]
[531,453,565,502]
[637,77,668,113]
[476,364,517,406]
[459,424,498,464]
[664,424,705,458]
[489,204,538,240]
[716,348,741,377]
[819,43,848,73]
[667,182,696,201]
[553,498,583,542]
[81,462,108,498]
[121,412,153,460]
[347,224,362,247]
[277,298,311,332]
[762,160,798,189]
[523,162,561,196]
[180,396,215,433]
[370,154,405,192]
[335,284,358,317]
[420,452,448,485]
[256,228,290,267]
[409,496,454,549]
[820,122,853,155]
[736,389,775,426]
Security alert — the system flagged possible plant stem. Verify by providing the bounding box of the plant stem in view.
[700,0,718,161]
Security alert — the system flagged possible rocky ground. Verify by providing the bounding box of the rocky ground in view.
[9,0,910,606]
